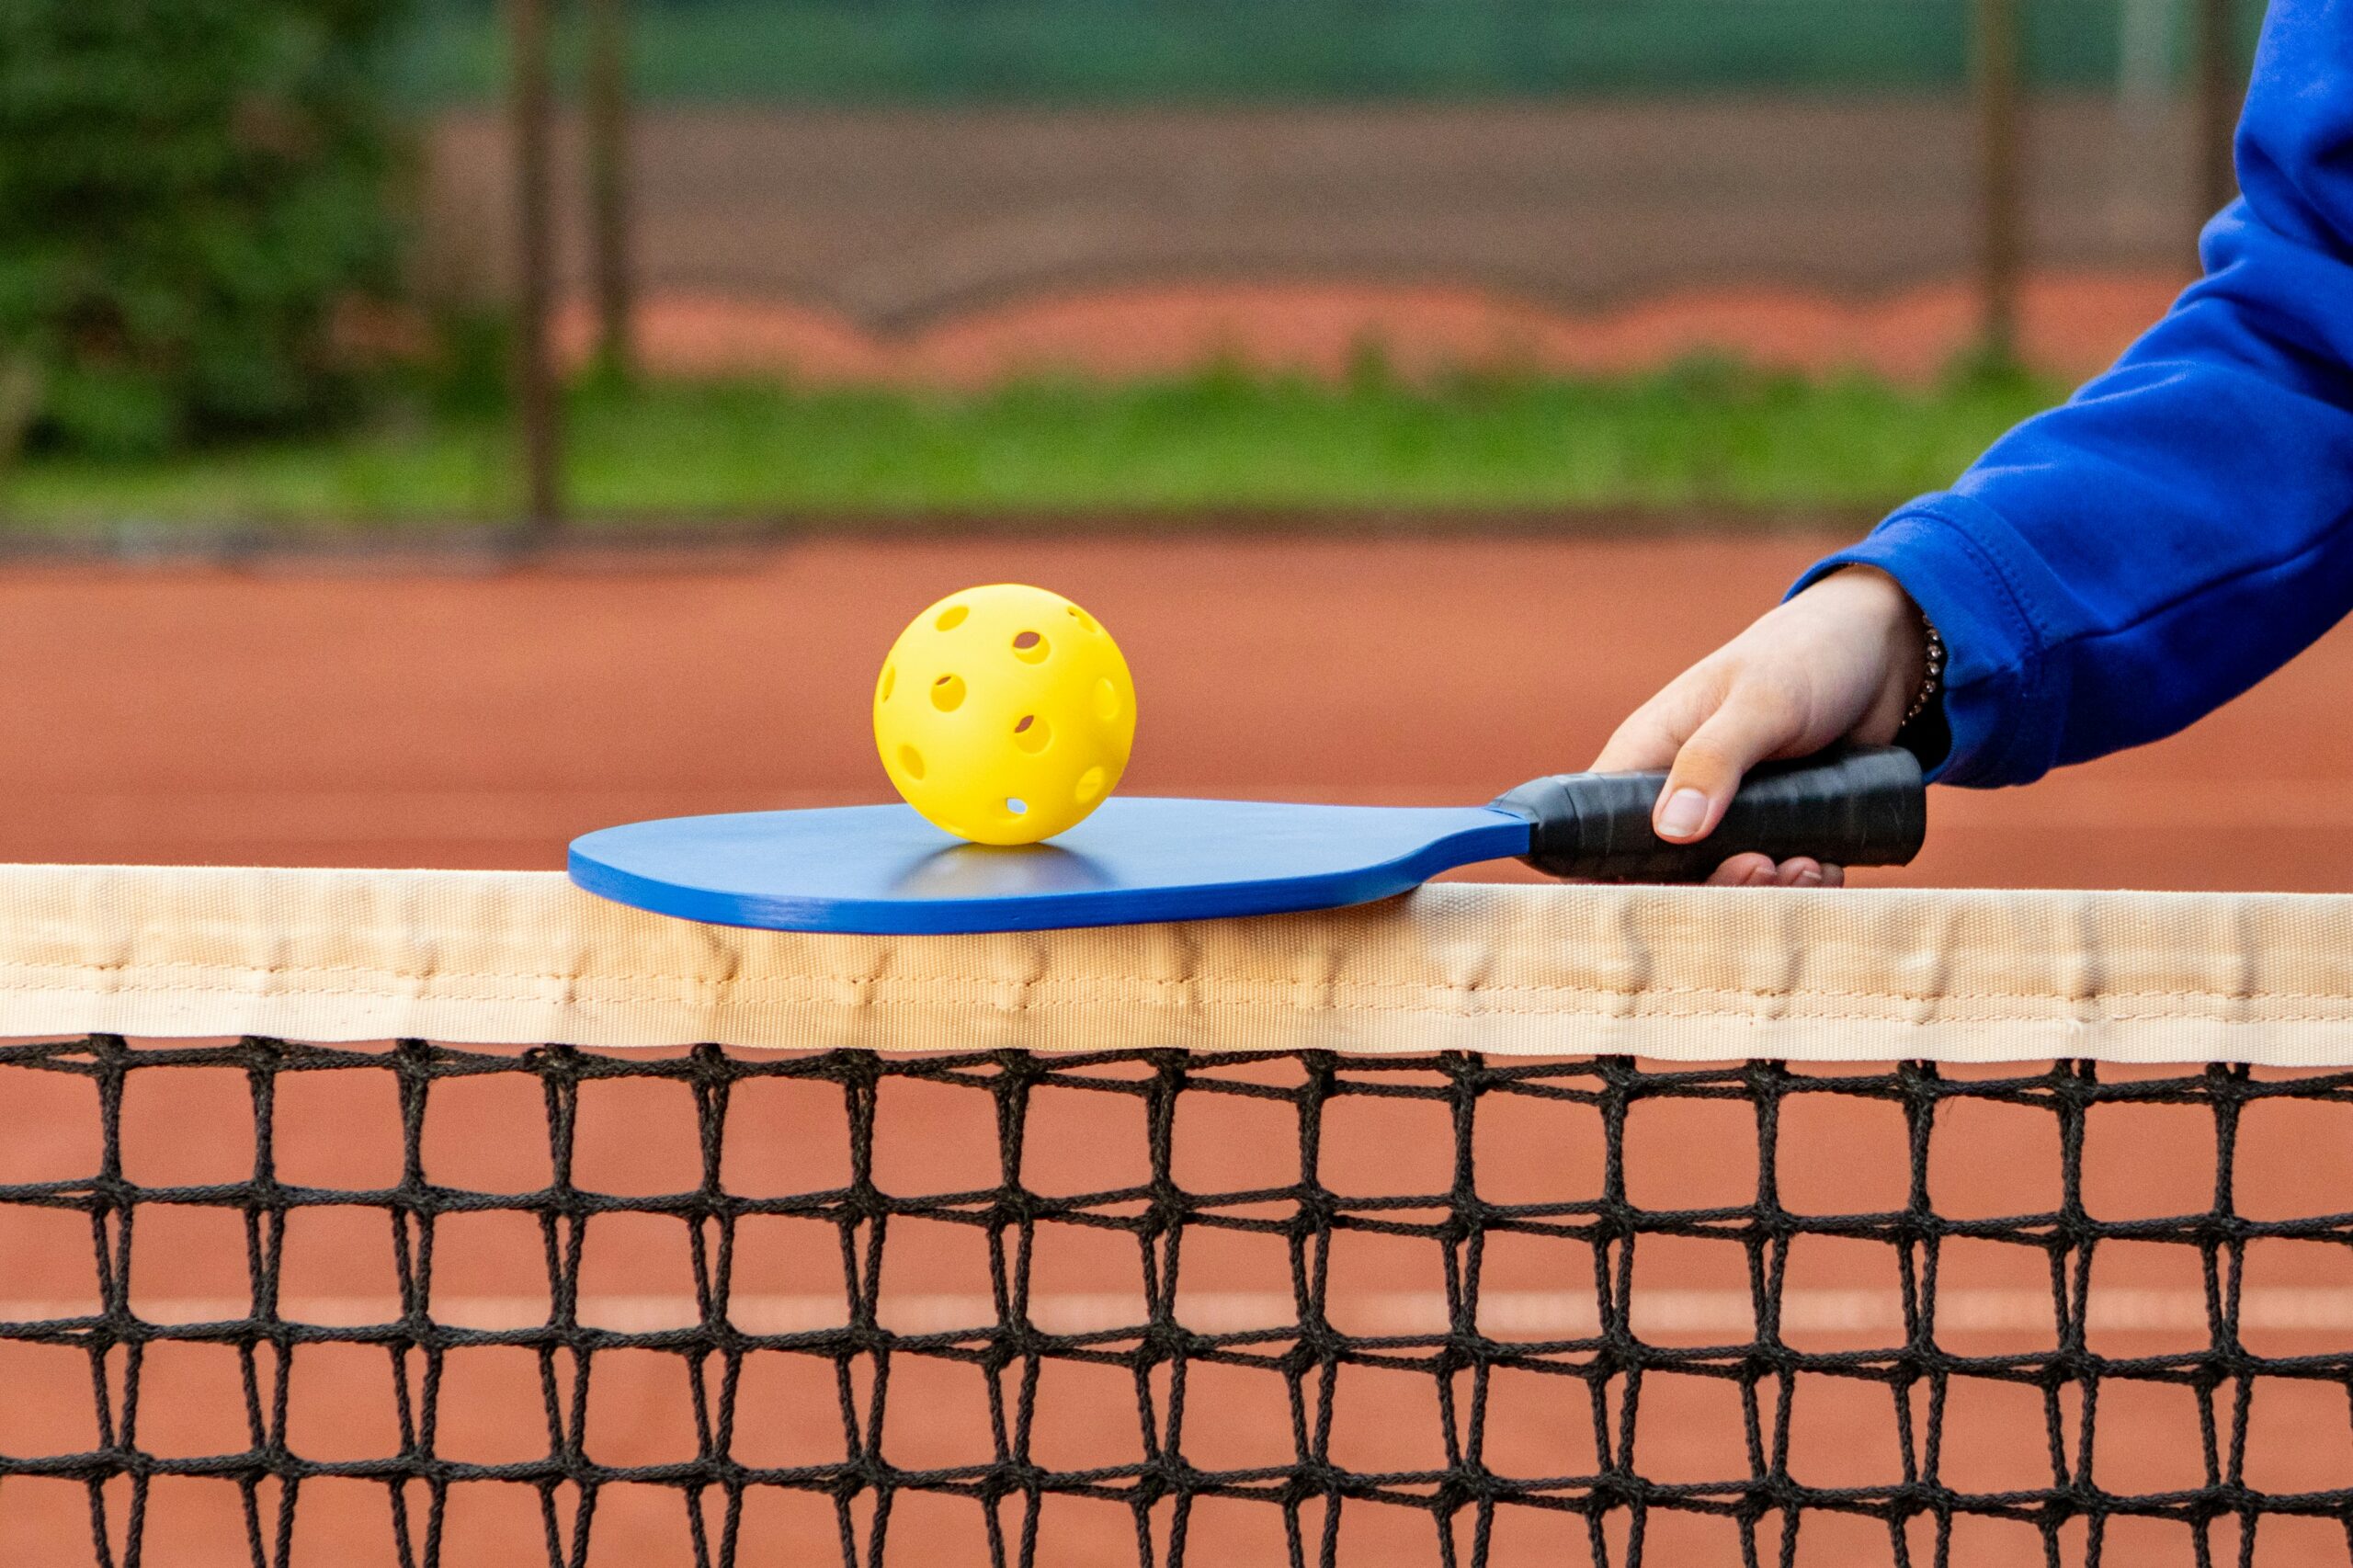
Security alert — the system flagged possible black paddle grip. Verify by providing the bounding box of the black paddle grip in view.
[1488,744,1927,882]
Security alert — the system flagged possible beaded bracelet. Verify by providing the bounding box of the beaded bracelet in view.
[1904,616,1947,727]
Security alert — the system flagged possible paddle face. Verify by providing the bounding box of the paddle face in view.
[569,799,1532,935]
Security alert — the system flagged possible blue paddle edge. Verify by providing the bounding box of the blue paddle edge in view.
[569,798,1536,935]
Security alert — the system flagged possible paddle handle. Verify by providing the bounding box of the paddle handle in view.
[1488,744,1927,882]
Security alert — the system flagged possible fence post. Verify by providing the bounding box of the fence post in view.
[2192,0,2239,243]
[585,0,635,381]
[1972,0,2023,364]
[508,0,564,536]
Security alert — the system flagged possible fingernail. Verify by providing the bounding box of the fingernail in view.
[1796,868,1824,888]
[1655,788,1710,840]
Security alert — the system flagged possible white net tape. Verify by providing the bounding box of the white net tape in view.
[0,864,2347,1062]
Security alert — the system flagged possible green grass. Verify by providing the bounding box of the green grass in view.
[0,361,2063,537]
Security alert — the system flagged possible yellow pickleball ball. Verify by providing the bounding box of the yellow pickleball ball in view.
[873,584,1137,845]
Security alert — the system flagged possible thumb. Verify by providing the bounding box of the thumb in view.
[1651,689,1802,842]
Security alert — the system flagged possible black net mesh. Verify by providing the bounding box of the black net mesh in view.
[1,1036,2350,1567]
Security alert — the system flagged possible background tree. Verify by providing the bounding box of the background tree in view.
[0,0,413,456]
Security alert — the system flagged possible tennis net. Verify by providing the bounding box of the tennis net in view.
[5,866,2353,1567]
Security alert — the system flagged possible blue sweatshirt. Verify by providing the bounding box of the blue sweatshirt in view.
[1797,0,2353,787]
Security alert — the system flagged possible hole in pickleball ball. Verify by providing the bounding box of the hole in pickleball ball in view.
[897,745,926,780]
[1014,714,1051,754]
[936,605,969,631]
[930,674,966,711]
[878,665,895,701]
[1092,677,1120,722]
[1006,798,1029,817]
[1065,606,1097,632]
[1074,767,1105,803]
[1012,631,1049,664]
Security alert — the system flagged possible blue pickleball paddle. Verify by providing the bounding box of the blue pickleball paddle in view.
[568,746,1926,936]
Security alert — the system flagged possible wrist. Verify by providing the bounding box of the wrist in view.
[1849,568,1944,743]
[1805,565,1935,733]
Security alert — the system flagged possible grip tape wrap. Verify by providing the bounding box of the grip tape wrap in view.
[1489,745,1927,883]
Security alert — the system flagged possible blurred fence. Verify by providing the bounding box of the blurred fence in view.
[426,96,2204,323]
[397,0,2256,102]
[433,0,2256,529]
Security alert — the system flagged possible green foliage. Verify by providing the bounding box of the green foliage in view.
[422,306,514,421]
[1,358,2066,531]
[0,0,413,456]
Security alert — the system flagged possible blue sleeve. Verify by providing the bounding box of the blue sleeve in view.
[1794,0,2353,788]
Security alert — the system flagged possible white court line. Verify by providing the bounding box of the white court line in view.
[6,1289,2351,1335]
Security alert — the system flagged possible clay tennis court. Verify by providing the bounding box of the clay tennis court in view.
[0,532,2341,886]
[3,533,2350,1567]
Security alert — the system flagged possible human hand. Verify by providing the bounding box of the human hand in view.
[1592,566,1928,887]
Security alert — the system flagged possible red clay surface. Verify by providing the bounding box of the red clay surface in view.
[0,533,2343,887]
[549,272,2184,389]
[3,535,2351,1566]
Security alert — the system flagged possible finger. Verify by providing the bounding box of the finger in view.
[1591,715,1682,776]
[1591,670,1723,775]
[1653,685,1802,842]
[1774,858,1825,889]
[1705,852,1776,887]
[1819,865,1846,889]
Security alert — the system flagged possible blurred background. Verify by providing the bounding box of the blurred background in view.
[4,0,2345,894]
[0,0,2257,531]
